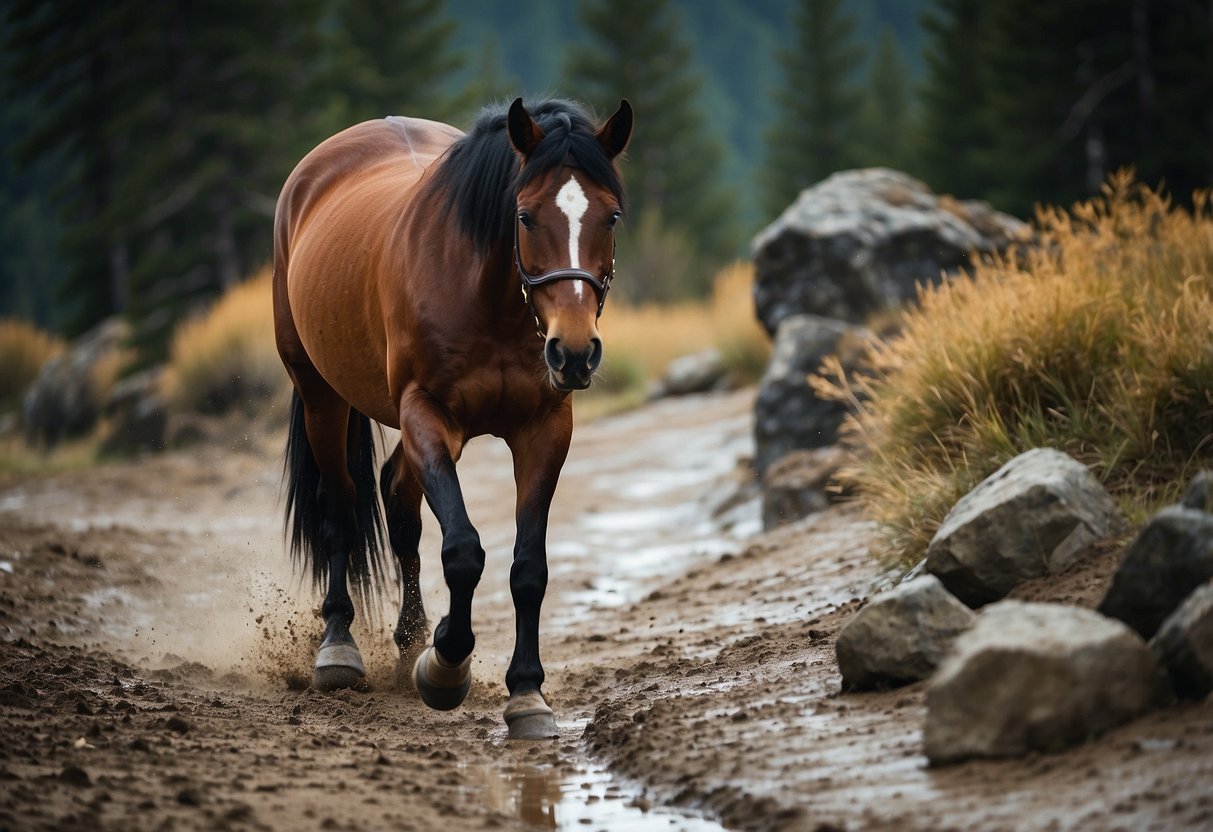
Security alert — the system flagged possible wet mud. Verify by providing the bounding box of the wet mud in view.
[1,389,1211,830]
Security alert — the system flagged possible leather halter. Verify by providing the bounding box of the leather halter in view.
[514,218,615,338]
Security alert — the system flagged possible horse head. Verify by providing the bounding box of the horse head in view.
[507,98,632,391]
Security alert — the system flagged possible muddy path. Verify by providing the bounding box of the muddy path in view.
[2,389,1212,831]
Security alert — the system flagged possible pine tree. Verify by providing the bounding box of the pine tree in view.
[337,0,472,123]
[915,0,995,200]
[565,0,738,299]
[762,0,865,219]
[855,26,912,171]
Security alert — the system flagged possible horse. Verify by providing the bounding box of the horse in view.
[272,97,633,739]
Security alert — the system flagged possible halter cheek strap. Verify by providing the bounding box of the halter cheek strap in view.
[514,220,615,338]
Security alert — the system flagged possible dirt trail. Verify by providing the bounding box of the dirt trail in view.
[2,389,1212,831]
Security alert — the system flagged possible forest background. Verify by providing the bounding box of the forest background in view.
[2,0,1210,367]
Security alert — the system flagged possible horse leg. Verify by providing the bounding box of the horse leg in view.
[283,361,375,691]
[502,406,573,739]
[380,441,427,658]
[400,396,483,710]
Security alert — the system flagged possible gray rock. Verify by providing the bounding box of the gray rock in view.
[1150,581,1213,699]
[1099,507,1213,638]
[1181,470,1213,513]
[23,318,128,446]
[836,575,976,691]
[926,448,1122,607]
[761,446,849,530]
[753,314,874,475]
[649,349,729,399]
[926,601,1170,764]
[100,368,167,455]
[751,168,1029,334]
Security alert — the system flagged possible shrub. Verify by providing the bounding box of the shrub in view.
[161,269,287,415]
[0,319,63,410]
[816,173,1213,566]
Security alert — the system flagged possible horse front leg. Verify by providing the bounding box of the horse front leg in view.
[400,398,483,711]
[503,405,572,739]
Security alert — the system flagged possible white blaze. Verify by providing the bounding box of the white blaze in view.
[555,176,589,300]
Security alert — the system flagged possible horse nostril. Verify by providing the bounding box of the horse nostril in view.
[587,338,603,372]
[544,337,565,371]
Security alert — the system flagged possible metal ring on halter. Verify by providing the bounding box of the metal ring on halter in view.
[514,220,615,338]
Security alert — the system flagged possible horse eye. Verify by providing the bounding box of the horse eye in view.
[607,211,621,229]
[518,211,534,230]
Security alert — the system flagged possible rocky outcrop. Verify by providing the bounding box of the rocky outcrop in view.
[23,318,128,446]
[925,601,1170,764]
[1099,507,1213,639]
[925,448,1122,607]
[99,368,167,455]
[761,446,849,530]
[751,169,1029,335]
[1150,580,1213,699]
[836,576,975,691]
[753,314,873,476]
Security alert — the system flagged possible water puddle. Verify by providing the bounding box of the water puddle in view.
[462,758,725,831]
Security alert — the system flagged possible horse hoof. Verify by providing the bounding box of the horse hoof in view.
[313,641,366,692]
[413,645,471,711]
[504,690,558,740]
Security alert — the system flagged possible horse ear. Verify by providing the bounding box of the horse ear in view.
[597,99,633,159]
[507,97,544,157]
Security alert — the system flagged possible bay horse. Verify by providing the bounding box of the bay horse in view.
[272,98,632,739]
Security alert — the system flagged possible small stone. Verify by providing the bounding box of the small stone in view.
[836,575,976,690]
[1099,506,1213,638]
[925,601,1170,765]
[58,765,92,787]
[926,448,1122,606]
[165,715,191,734]
[1150,580,1213,699]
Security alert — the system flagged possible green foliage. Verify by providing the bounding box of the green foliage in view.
[855,26,913,171]
[817,176,1213,565]
[566,0,740,296]
[337,0,472,123]
[762,0,866,219]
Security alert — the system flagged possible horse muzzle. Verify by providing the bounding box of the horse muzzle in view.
[545,336,602,390]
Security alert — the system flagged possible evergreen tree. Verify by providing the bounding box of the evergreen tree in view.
[915,0,995,199]
[337,0,472,123]
[762,0,865,219]
[855,26,913,171]
[565,0,738,299]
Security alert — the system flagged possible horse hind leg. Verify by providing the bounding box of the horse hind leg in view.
[284,379,385,691]
[380,442,427,658]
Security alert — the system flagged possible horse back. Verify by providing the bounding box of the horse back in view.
[273,117,462,425]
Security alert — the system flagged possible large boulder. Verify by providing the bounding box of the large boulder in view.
[836,575,976,691]
[753,314,873,475]
[23,318,128,446]
[925,448,1122,607]
[1181,469,1213,512]
[751,168,1029,335]
[1099,506,1213,638]
[925,601,1170,765]
[1150,580,1213,699]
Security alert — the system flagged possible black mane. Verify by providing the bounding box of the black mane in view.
[425,98,626,255]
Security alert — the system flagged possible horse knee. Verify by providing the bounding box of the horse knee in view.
[441,532,484,593]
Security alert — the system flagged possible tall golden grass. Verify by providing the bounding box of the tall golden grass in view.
[0,318,63,409]
[816,172,1213,566]
[161,268,287,414]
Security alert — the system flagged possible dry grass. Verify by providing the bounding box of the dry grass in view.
[161,268,287,415]
[594,260,770,387]
[815,172,1213,566]
[0,319,63,409]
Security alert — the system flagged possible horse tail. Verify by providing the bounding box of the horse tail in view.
[284,390,386,614]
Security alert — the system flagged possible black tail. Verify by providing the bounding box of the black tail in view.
[284,390,386,614]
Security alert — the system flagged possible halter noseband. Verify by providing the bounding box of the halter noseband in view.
[514,219,615,338]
